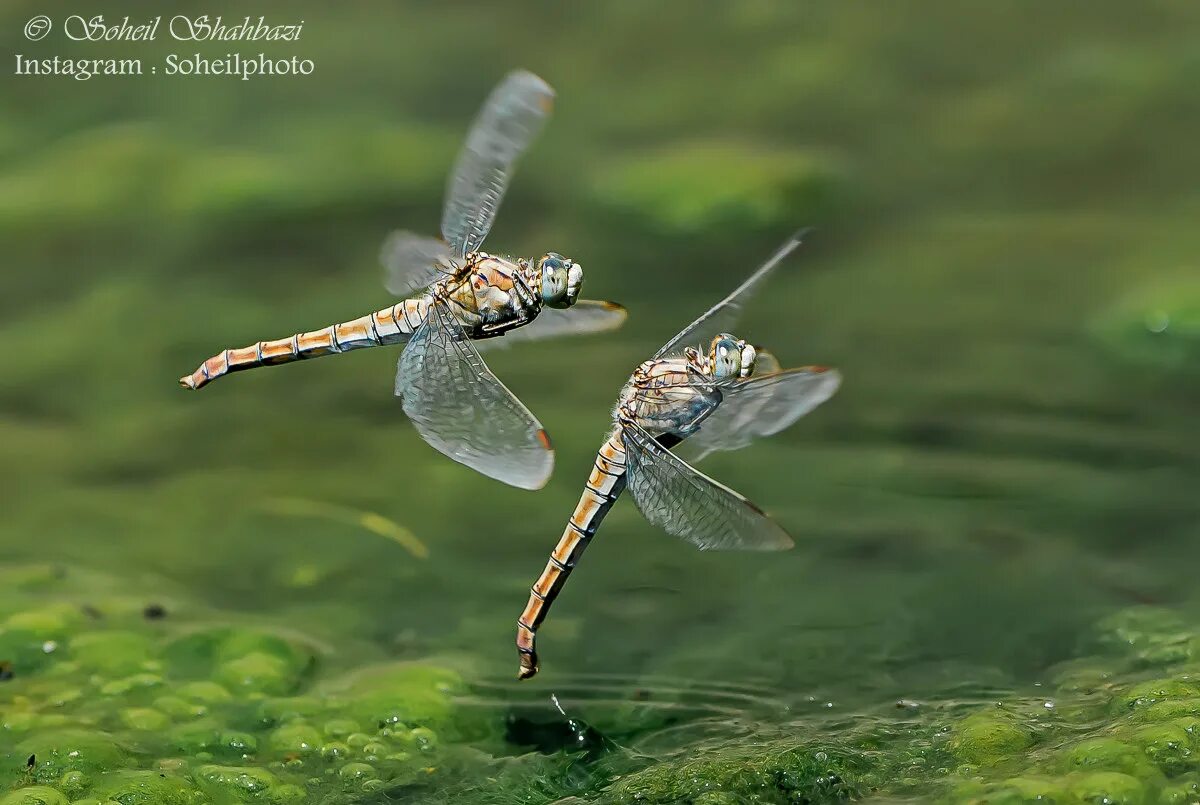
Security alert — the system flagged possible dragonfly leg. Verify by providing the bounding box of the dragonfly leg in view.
[479,309,533,337]
[664,396,721,439]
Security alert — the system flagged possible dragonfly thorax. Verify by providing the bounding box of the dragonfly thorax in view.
[617,356,715,436]
[444,253,541,335]
[617,336,758,434]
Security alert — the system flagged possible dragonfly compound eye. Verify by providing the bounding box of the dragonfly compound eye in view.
[709,334,743,380]
[539,254,571,309]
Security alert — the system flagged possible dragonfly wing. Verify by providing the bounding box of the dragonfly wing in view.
[395,300,554,490]
[475,300,627,351]
[654,232,807,359]
[622,420,793,551]
[380,230,458,295]
[678,366,841,463]
[754,349,783,376]
[441,70,555,258]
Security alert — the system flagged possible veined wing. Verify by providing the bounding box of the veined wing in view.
[678,366,841,464]
[395,300,554,490]
[622,419,792,551]
[476,301,627,351]
[654,231,807,360]
[442,70,555,258]
[380,230,459,295]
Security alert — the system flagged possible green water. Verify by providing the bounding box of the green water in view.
[2,2,1199,802]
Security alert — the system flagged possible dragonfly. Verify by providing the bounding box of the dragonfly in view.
[178,70,626,490]
[515,233,841,679]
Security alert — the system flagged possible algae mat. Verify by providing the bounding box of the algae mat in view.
[8,565,1200,802]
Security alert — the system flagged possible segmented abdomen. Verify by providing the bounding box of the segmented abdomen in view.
[179,296,431,389]
[517,429,627,680]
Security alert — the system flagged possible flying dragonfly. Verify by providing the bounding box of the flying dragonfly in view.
[179,70,626,490]
[515,234,840,679]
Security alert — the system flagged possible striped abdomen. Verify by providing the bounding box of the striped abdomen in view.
[517,429,627,680]
[179,296,431,390]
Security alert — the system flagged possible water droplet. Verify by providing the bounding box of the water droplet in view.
[1146,310,1170,333]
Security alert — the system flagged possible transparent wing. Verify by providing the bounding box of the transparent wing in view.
[654,232,807,360]
[395,300,554,490]
[622,420,793,551]
[677,366,841,464]
[441,70,555,258]
[475,300,627,351]
[753,350,783,376]
[380,230,459,296]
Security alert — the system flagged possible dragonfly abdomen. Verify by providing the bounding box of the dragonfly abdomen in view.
[517,430,627,680]
[179,296,431,390]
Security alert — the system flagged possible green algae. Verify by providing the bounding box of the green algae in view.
[162,627,316,697]
[1093,274,1200,374]
[1115,677,1200,714]
[337,762,378,781]
[605,743,870,803]
[1063,737,1156,778]
[0,788,68,805]
[194,764,284,799]
[947,712,1035,765]
[587,140,845,242]
[118,707,169,732]
[324,664,472,738]
[16,731,129,780]
[70,632,156,677]
[1068,771,1146,804]
[932,607,1200,803]
[89,771,203,805]
[267,723,322,755]
[464,603,1200,804]
[4,608,83,640]
[21,583,1200,804]
[0,565,496,804]
[1087,608,1200,669]
[216,652,299,697]
[1129,723,1194,775]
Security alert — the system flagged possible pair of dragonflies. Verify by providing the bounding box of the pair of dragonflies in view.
[180,71,841,679]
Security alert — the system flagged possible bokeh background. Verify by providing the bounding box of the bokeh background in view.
[2,2,1199,802]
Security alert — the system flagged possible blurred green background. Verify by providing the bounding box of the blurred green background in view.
[2,2,1199,802]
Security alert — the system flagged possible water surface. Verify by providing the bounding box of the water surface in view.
[2,3,1198,801]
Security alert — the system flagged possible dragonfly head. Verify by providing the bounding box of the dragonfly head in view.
[709,334,757,380]
[537,253,583,309]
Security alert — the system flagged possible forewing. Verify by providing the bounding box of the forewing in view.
[678,367,841,463]
[622,420,793,551]
[475,300,627,351]
[395,301,554,490]
[654,232,806,359]
[380,230,458,295]
[441,70,555,257]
